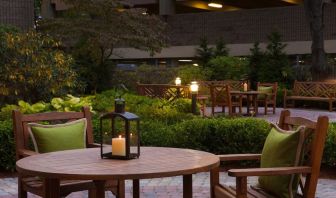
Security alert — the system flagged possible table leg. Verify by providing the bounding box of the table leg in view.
[246,95,251,115]
[43,178,60,198]
[133,179,140,198]
[92,180,106,198]
[253,95,258,116]
[210,167,220,198]
[183,174,192,198]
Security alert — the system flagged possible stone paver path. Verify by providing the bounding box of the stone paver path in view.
[1,172,336,197]
[206,107,336,122]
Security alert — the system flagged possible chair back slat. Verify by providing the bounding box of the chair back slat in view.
[21,112,85,122]
[278,110,329,198]
[12,107,94,160]
[210,85,231,105]
[283,117,317,130]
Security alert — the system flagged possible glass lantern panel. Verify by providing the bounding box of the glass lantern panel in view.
[101,118,112,156]
[129,120,139,155]
[112,117,127,156]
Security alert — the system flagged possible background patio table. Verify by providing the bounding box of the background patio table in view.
[230,91,263,116]
[16,147,220,198]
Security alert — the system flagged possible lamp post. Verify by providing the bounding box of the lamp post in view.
[190,81,199,115]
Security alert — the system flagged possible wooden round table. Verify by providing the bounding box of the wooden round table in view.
[16,147,220,198]
[230,91,263,116]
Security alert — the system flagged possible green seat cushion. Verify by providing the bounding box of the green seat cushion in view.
[257,86,273,100]
[258,124,306,198]
[28,118,87,153]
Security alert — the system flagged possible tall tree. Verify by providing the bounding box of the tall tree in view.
[40,0,167,93]
[214,38,229,57]
[195,37,213,67]
[304,0,327,81]
[248,42,264,89]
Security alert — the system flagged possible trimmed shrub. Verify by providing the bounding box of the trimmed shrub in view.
[172,118,270,154]
[0,120,15,171]
[323,123,336,166]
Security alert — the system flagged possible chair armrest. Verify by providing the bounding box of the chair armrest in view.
[19,149,38,158]
[217,154,261,162]
[87,143,101,148]
[228,166,312,177]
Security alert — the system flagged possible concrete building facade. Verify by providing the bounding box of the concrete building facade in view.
[2,0,336,64]
[0,0,34,30]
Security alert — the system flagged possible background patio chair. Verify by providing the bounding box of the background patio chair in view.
[256,82,278,115]
[210,85,243,116]
[13,107,124,198]
[211,109,329,198]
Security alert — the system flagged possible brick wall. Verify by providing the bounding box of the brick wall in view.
[167,3,336,45]
[0,0,34,30]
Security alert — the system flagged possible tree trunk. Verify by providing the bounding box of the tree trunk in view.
[304,0,327,81]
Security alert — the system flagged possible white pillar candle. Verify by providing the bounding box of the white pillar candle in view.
[112,135,126,156]
[243,83,248,92]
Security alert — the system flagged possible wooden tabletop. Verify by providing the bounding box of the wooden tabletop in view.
[16,147,220,180]
[230,91,262,95]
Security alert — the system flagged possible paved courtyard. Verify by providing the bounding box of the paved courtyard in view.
[206,107,336,123]
[1,107,336,197]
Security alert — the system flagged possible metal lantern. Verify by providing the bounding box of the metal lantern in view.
[100,112,140,160]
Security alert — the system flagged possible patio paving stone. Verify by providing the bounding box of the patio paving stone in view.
[1,172,336,197]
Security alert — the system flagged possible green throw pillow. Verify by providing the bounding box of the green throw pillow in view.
[28,118,87,153]
[258,123,306,198]
[257,86,273,100]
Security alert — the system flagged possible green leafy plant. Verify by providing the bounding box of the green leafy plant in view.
[0,29,79,104]
[177,65,211,84]
[208,56,249,80]
[51,95,94,112]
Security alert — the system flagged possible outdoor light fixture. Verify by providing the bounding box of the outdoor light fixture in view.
[190,81,199,115]
[100,111,140,160]
[175,77,182,86]
[190,81,199,93]
[178,59,193,62]
[208,2,223,8]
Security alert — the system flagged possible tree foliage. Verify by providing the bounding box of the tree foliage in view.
[196,37,229,67]
[208,56,248,80]
[248,42,264,89]
[41,0,167,93]
[0,27,78,103]
[196,37,214,67]
[248,32,293,87]
[214,38,229,57]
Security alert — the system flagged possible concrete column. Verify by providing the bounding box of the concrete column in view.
[159,0,176,16]
[41,0,55,19]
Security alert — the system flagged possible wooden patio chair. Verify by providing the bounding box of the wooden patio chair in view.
[211,110,329,198]
[12,107,124,198]
[210,85,243,116]
[256,82,278,115]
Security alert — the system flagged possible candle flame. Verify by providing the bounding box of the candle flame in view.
[118,135,122,138]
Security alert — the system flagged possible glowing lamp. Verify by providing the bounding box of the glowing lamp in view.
[175,77,182,86]
[208,2,223,8]
[190,81,199,93]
